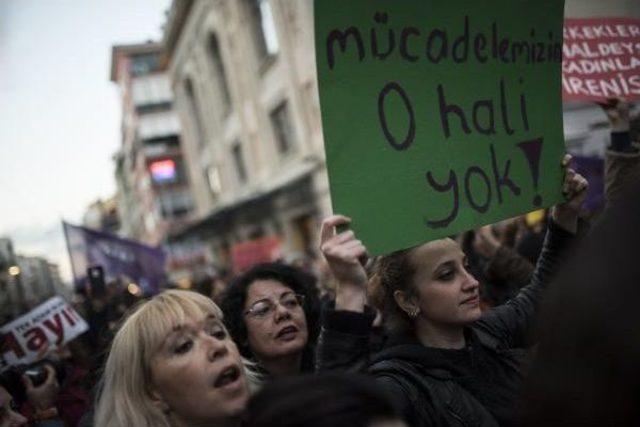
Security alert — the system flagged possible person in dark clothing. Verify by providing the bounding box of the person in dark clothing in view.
[520,105,640,427]
[317,157,587,427]
[244,373,406,427]
[514,221,547,265]
[470,224,535,307]
[220,263,321,379]
[600,98,640,207]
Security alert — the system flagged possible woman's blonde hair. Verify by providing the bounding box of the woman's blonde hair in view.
[94,289,250,427]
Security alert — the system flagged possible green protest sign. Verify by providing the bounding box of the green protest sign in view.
[315,0,566,255]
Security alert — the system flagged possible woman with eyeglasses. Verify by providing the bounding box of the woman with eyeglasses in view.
[220,263,320,379]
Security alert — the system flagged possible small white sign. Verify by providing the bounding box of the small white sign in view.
[1,296,89,370]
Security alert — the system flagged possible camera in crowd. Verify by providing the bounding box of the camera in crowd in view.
[0,358,66,402]
[23,359,65,386]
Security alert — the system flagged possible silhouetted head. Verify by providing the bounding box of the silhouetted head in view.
[245,373,406,427]
[522,181,640,426]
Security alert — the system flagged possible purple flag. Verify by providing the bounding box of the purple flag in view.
[63,222,166,294]
[572,156,604,214]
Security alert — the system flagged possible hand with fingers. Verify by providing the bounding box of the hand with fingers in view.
[23,364,59,412]
[598,97,630,133]
[598,97,636,154]
[551,154,589,234]
[320,215,369,312]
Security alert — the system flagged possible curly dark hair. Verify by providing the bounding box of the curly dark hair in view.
[219,263,321,372]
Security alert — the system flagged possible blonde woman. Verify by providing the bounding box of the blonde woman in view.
[94,290,251,427]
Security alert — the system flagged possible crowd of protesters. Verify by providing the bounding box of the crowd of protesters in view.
[0,98,638,426]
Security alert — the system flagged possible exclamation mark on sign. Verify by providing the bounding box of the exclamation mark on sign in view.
[517,137,543,207]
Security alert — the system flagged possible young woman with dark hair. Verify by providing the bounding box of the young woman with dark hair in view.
[219,263,321,379]
[317,157,588,426]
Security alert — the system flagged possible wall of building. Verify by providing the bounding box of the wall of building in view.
[165,0,331,271]
[111,45,196,249]
[0,237,67,320]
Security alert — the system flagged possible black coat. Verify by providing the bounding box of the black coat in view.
[316,221,573,427]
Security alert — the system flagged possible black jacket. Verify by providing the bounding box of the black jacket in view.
[316,221,573,426]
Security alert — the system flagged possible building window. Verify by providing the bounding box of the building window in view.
[206,165,222,197]
[248,227,265,240]
[130,53,159,76]
[269,101,295,155]
[148,157,187,186]
[208,33,232,114]
[183,78,206,148]
[157,191,193,219]
[131,74,172,108]
[246,0,279,62]
[232,142,248,184]
[291,214,315,254]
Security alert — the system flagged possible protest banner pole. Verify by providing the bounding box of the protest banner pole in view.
[62,220,81,290]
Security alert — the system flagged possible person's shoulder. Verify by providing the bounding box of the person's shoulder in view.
[369,361,445,427]
[372,373,416,419]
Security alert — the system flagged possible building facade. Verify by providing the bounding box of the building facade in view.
[83,196,121,234]
[0,238,22,319]
[159,0,637,274]
[15,255,67,307]
[110,43,196,249]
[163,0,330,273]
[0,238,68,320]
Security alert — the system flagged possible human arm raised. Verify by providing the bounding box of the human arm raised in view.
[474,155,588,348]
[600,98,640,207]
[319,215,369,312]
[316,215,377,373]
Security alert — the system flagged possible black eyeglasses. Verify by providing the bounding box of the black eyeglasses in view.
[243,293,305,320]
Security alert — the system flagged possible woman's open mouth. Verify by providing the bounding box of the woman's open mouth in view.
[214,365,241,388]
[276,325,299,340]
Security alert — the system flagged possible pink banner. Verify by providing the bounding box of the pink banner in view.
[562,18,640,102]
[231,237,282,273]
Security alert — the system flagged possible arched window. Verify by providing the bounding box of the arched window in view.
[231,141,248,184]
[183,78,205,148]
[208,33,232,113]
[246,0,279,61]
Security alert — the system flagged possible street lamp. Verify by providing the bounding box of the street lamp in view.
[127,283,141,296]
[7,264,26,314]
